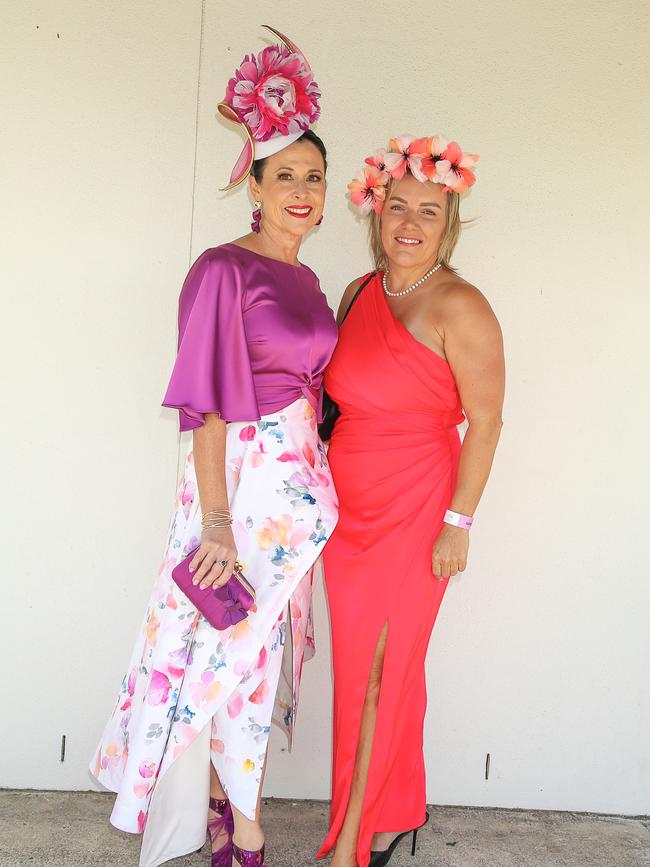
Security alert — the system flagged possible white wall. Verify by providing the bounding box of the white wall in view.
[2,0,649,816]
[1,0,201,788]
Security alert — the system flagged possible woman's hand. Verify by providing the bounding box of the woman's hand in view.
[190,526,238,590]
[432,524,469,581]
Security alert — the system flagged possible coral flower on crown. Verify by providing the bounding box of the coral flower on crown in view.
[349,133,479,213]
[417,135,449,181]
[348,166,389,215]
[224,43,320,142]
[433,141,479,193]
[364,149,389,173]
[381,135,429,182]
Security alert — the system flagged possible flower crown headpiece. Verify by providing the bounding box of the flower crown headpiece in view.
[217,25,321,190]
[348,134,479,215]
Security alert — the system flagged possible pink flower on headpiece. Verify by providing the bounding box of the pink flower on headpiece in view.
[383,135,428,181]
[417,135,449,181]
[348,166,389,214]
[364,149,389,173]
[435,141,479,192]
[225,45,320,142]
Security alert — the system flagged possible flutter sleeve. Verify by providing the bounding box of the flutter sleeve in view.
[162,249,260,431]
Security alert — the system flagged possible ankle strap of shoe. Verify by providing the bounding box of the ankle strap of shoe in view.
[232,842,266,866]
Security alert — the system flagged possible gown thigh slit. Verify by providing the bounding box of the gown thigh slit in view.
[317,273,464,867]
[337,625,388,826]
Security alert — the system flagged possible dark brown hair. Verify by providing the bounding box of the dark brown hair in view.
[251,129,328,182]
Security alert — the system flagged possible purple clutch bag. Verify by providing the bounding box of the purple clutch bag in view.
[171,547,256,630]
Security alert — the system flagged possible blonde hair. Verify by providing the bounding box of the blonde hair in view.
[368,180,462,272]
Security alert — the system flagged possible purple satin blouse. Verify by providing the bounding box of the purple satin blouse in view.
[162,243,338,431]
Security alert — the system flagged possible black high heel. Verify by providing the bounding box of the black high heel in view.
[368,811,429,866]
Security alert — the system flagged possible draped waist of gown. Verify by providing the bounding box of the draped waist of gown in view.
[328,405,463,532]
[332,404,464,447]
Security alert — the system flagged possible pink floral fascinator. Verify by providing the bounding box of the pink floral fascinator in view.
[216,25,321,190]
[348,134,479,214]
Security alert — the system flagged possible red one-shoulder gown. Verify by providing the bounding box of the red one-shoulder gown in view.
[316,273,465,867]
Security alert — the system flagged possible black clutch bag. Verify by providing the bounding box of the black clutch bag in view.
[318,272,376,441]
[319,391,341,443]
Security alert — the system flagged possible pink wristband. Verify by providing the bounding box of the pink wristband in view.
[443,509,474,530]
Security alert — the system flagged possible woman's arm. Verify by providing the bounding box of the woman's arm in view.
[432,284,505,579]
[189,413,239,590]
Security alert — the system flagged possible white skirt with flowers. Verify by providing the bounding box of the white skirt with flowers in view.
[90,398,338,867]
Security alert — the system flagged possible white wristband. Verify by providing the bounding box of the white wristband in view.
[443,509,473,530]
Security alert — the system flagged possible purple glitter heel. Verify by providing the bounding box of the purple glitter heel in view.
[232,842,266,866]
[207,796,234,867]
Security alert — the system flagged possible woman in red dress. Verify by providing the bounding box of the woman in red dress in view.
[317,135,505,867]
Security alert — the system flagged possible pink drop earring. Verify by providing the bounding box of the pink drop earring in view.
[251,200,262,233]
[316,213,324,225]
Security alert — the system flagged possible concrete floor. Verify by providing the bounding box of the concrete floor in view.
[0,791,648,867]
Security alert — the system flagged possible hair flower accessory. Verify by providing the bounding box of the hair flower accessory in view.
[417,135,449,180]
[382,135,428,182]
[217,26,321,190]
[349,133,479,213]
[432,141,479,193]
[364,149,389,173]
[348,166,389,215]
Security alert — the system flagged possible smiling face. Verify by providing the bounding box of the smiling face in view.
[249,138,326,239]
[379,174,449,270]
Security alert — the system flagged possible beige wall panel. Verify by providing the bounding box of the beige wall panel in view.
[1,1,202,789]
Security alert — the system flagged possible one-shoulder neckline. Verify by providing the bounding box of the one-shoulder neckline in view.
[375,273,451,369]
[222,242,307,271]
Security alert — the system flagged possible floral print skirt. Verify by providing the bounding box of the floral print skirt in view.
[90,398,337,865]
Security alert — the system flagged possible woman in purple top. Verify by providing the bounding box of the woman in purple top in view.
[90,29,337,867]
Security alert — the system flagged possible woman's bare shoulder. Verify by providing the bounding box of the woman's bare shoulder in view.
[436,271,498,324]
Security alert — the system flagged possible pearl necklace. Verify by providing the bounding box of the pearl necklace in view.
[382,262,442,297]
